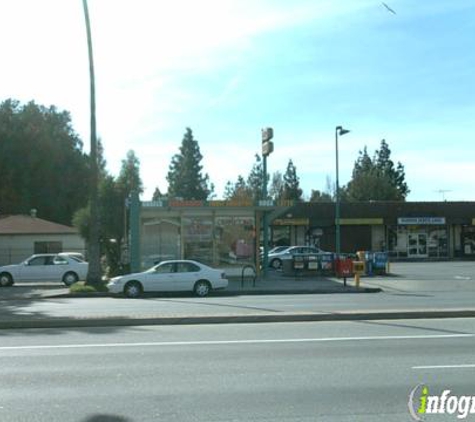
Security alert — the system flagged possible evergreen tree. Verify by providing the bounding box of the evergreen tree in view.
[0,99,89,224]
[152,187,163,201]
[224,175,251,201]
[344,140,410,201]
[117,150,143,196]
[166,128,212,200]
[74,149,144,276]
[309,189,333,202]
[247,154,266,201]
[269,171,284,201]
[223,181,235,200]
[375,139,410,199]
[281,159,303,202]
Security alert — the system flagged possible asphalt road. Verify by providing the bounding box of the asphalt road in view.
[2,289,475,322]
[1,319,475,421]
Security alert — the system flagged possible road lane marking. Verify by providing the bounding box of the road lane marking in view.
[413,364,475,370]
[0,333,473,352]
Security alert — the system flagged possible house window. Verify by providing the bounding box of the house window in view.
[34,241,62,254]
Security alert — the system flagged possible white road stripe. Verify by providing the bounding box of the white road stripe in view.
[0,333,473,352]
[413,364,475,370]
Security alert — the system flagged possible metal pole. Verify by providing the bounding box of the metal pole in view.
[83,0,101,285]
[129,191,141,273]
[335,128,341,259]
[262,154,269,278]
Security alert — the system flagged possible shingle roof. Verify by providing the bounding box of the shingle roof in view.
[0,215,78,235]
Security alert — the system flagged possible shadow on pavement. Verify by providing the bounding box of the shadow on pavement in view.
[0,284,153,337]
[82,415,132,422]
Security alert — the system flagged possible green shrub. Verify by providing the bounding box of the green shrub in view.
[69,281,108,294]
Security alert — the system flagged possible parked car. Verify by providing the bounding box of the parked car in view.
[0,253,89,287]
[268,246,324,269]
[107,259,229,298]
[60,252,86,262]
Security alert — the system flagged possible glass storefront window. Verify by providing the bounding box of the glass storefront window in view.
[271,226,290,247]
[428,227,448,258]
[183,217,214,264]
[141,218,181,268]
[388,225,448,259]
[215,216,255,266]
[462,226,475,256]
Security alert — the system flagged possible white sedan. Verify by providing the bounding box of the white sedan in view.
[0,253,88,287]
[107,260,228,298]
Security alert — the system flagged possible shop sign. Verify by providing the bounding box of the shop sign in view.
[398,217,446,225]
[216,217,254,227]
[142,200,167,207]
[339,218,383,225]
[209,200,253,207]
[272,218,309,226]
[169,200,204,207]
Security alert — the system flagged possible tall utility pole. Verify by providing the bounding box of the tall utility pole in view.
[261,127,274,278]
[83,0,101,285]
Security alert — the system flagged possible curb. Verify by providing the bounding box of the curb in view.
[36,287,383,299]
[2,309,475,330]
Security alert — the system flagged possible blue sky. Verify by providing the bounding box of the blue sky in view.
[1,0,474,201]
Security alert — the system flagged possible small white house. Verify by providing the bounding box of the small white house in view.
[0,214,85,265]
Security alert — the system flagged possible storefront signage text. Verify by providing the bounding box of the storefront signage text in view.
[272,218,309,226]
[398,217,446,225]
[209,200,253,207]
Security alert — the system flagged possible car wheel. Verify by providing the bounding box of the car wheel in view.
[270,259,282,269]
[194,280,211,297]
[124,281,142,298]
[0,272,13,287]
[63,272,79,286]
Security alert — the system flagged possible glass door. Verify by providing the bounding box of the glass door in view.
[408,233,428,258]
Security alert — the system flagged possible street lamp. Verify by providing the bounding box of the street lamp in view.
[335,126,350,260]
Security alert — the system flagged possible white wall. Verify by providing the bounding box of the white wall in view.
[0,234,85,265]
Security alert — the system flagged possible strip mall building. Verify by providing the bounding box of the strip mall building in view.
[271,202,475,260]
[134,200,475,269]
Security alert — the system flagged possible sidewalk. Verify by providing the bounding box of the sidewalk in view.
[2,269,475,330]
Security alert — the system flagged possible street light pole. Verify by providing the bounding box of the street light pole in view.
[335,126,350,260]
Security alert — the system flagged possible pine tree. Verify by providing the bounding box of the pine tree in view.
[224,176,251,201]
[166,128,212,200]
[247,154,265,201]
[345,140,410,201]
[117,150,143,196]
[269,171,284,201]
[152,187,162,201]
[282,159,303,202]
